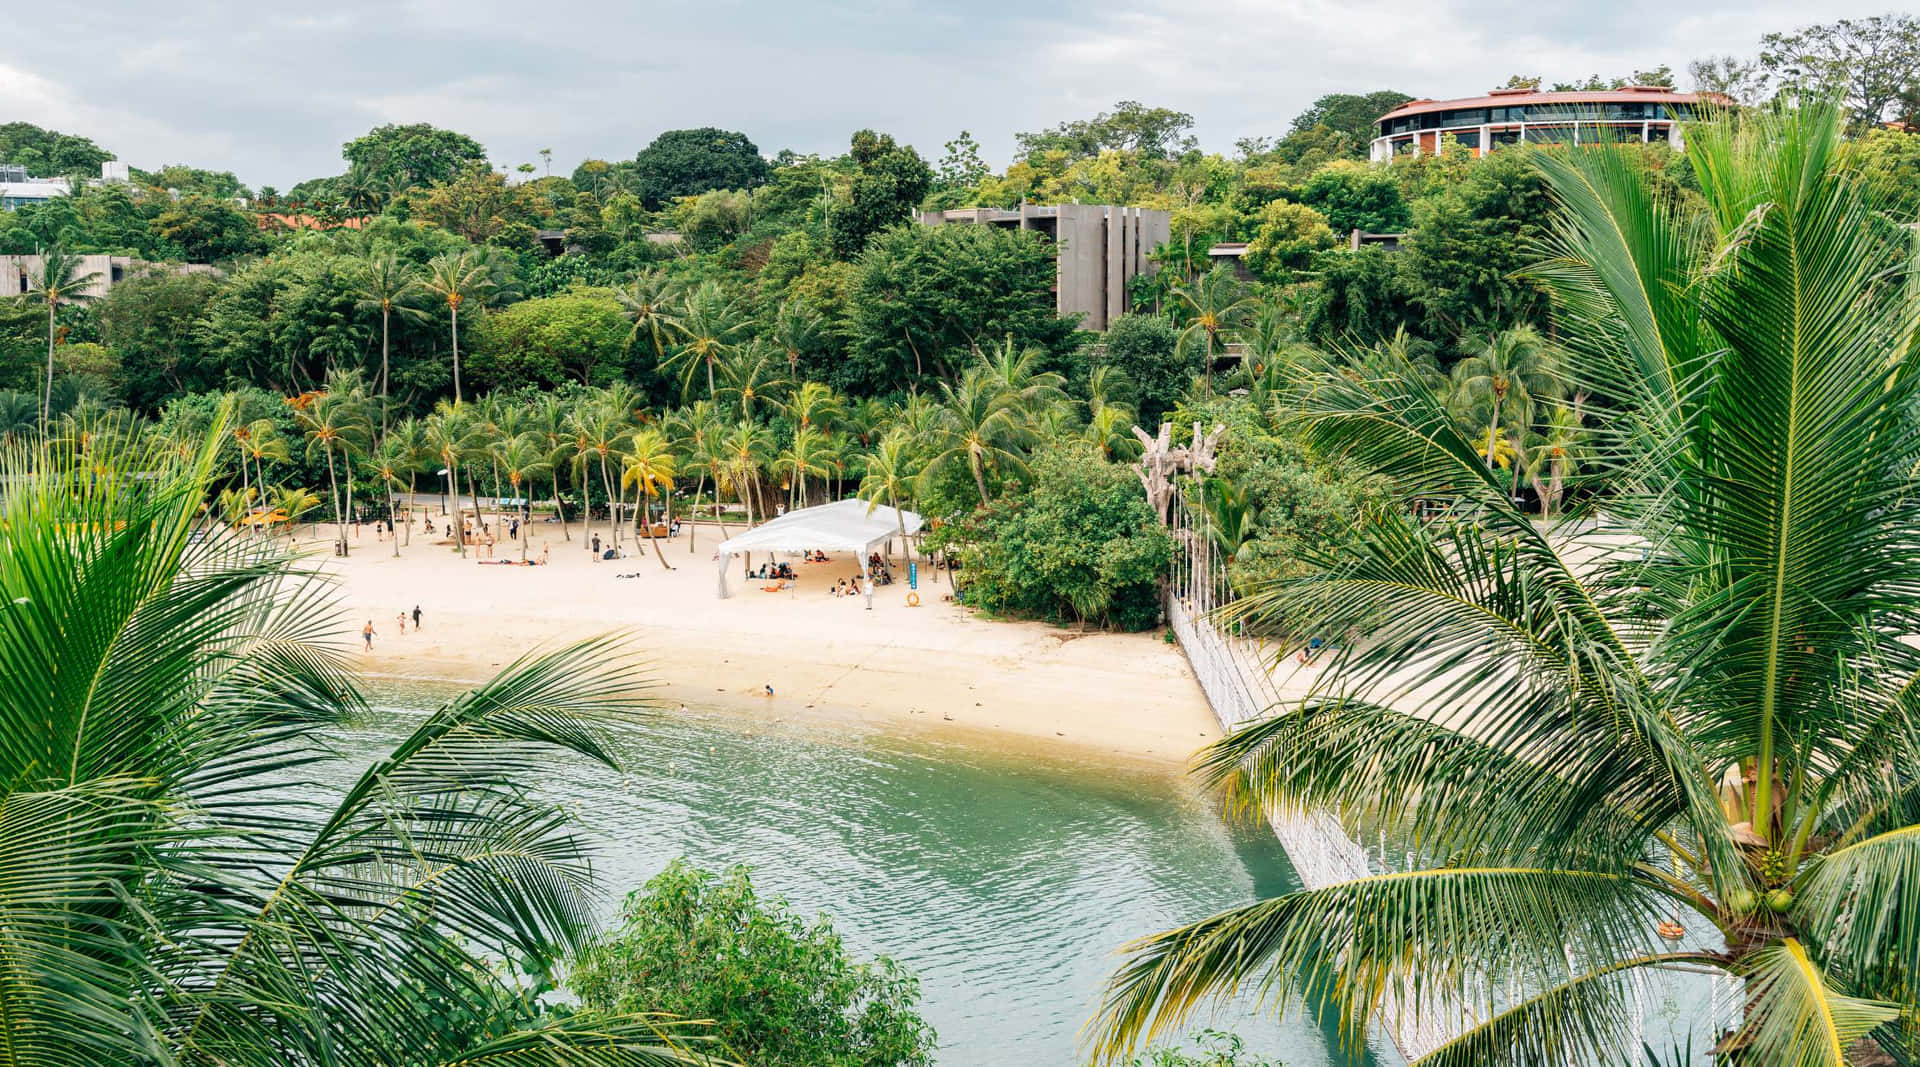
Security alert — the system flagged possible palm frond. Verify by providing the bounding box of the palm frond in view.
[1088,866,1659,1061]
[1731,939,1901,1067]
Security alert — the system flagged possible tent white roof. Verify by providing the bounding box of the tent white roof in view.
[717,499,922,557]
[714,500,923,598]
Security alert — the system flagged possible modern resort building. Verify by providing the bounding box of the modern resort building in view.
[1370,86,1728,163]
[916,204,1171,331]
[0,161,132,211]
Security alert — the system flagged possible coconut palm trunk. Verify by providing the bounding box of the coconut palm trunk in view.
[323,446,345,555]
[450,303,463,403]
[688,475,706,553]
[43,302,55,426]
[550,472,571,541]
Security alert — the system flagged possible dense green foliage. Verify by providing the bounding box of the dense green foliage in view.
[570,860,935,1067]
[942,444,1174,631]
[1093,313,1191,426]
[627,127,772,209]
[0,120,114,176]
[845,223,1079,393]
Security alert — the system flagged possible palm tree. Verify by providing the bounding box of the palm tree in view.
[718,420,773,527]
[0,423,712,1065]
[621,429,677,569]
[386,416,431,546]
[22,246,102,425]
[771,300,823,376]
[1090,104,1920,1067]
[1449,324,1562,473]
[1084,366,1141,461]
[354,251,425,425]
[1171,266,1251,395]
[661,280,746,402]
[568,398,632,552]
[781,380,843,437]
[494,433,552,560]
[294,387,371,556]
[716,339,788,420]
[919,365,1031,506]
[230,416,285,536]
[0,390,38,443]
[425,402,479,556]
[858,427,918,557]
[668,401,723,552]
[979,336,1068,418]
[270,483,322,539]
[533,394,575,543]
[366,434,417,556]
[1525,402,1588,518]
[421,249,508,403]
[615,270,678,362]
[774,423,834,512]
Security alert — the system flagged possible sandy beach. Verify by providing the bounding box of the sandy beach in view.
[311,517,1220,766]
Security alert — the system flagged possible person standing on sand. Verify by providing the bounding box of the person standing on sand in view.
[411,605,422,630]
[541,543,550,565]
[396,611,407,634]
[362,620,375,651]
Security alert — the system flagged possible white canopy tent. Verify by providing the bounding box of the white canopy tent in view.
[714,498,923,598]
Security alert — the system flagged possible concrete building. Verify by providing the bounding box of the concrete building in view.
[2,255,218,300]
[1371,86,1728,163]
[0,161,133,211]
[916,204,1171,331]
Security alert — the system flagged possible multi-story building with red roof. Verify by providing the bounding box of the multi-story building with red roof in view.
[1370,86,1730,163]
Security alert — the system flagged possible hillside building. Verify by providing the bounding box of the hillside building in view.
[916,204,1171,331]
[1371,87,1728,163]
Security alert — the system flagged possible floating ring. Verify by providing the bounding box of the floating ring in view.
[905,593,920,607]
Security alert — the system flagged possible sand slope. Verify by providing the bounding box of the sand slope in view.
[319,521,1218,766]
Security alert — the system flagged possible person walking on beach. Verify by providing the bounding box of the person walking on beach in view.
[411,605,422,630]
[362,620,375,652]
[541,542,550,565]
[591,533,602,559]
[395,611,407,634]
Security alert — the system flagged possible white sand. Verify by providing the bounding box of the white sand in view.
[312,517,1220,766]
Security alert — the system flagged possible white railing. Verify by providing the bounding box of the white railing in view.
[1161,496,1454,1060]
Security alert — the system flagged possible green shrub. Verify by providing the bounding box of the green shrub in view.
[569,859,935,1067]
[945,443,1173,631]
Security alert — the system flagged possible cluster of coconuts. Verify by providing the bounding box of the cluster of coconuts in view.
[1727,886,1796,917]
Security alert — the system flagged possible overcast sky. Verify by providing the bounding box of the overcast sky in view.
[0,0,1885,189]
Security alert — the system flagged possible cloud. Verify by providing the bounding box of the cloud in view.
[0,0,1889,189]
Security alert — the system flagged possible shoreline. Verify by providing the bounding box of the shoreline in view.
[320,521,1220,769]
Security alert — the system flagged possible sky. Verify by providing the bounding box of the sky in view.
[0,0,1886,190]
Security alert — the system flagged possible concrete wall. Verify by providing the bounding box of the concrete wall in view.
[1,256,216,300]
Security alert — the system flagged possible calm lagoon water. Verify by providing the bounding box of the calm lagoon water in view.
[325,689,1376,1066]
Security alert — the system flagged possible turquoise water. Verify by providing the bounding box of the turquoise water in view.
[330,693,1375,1066]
